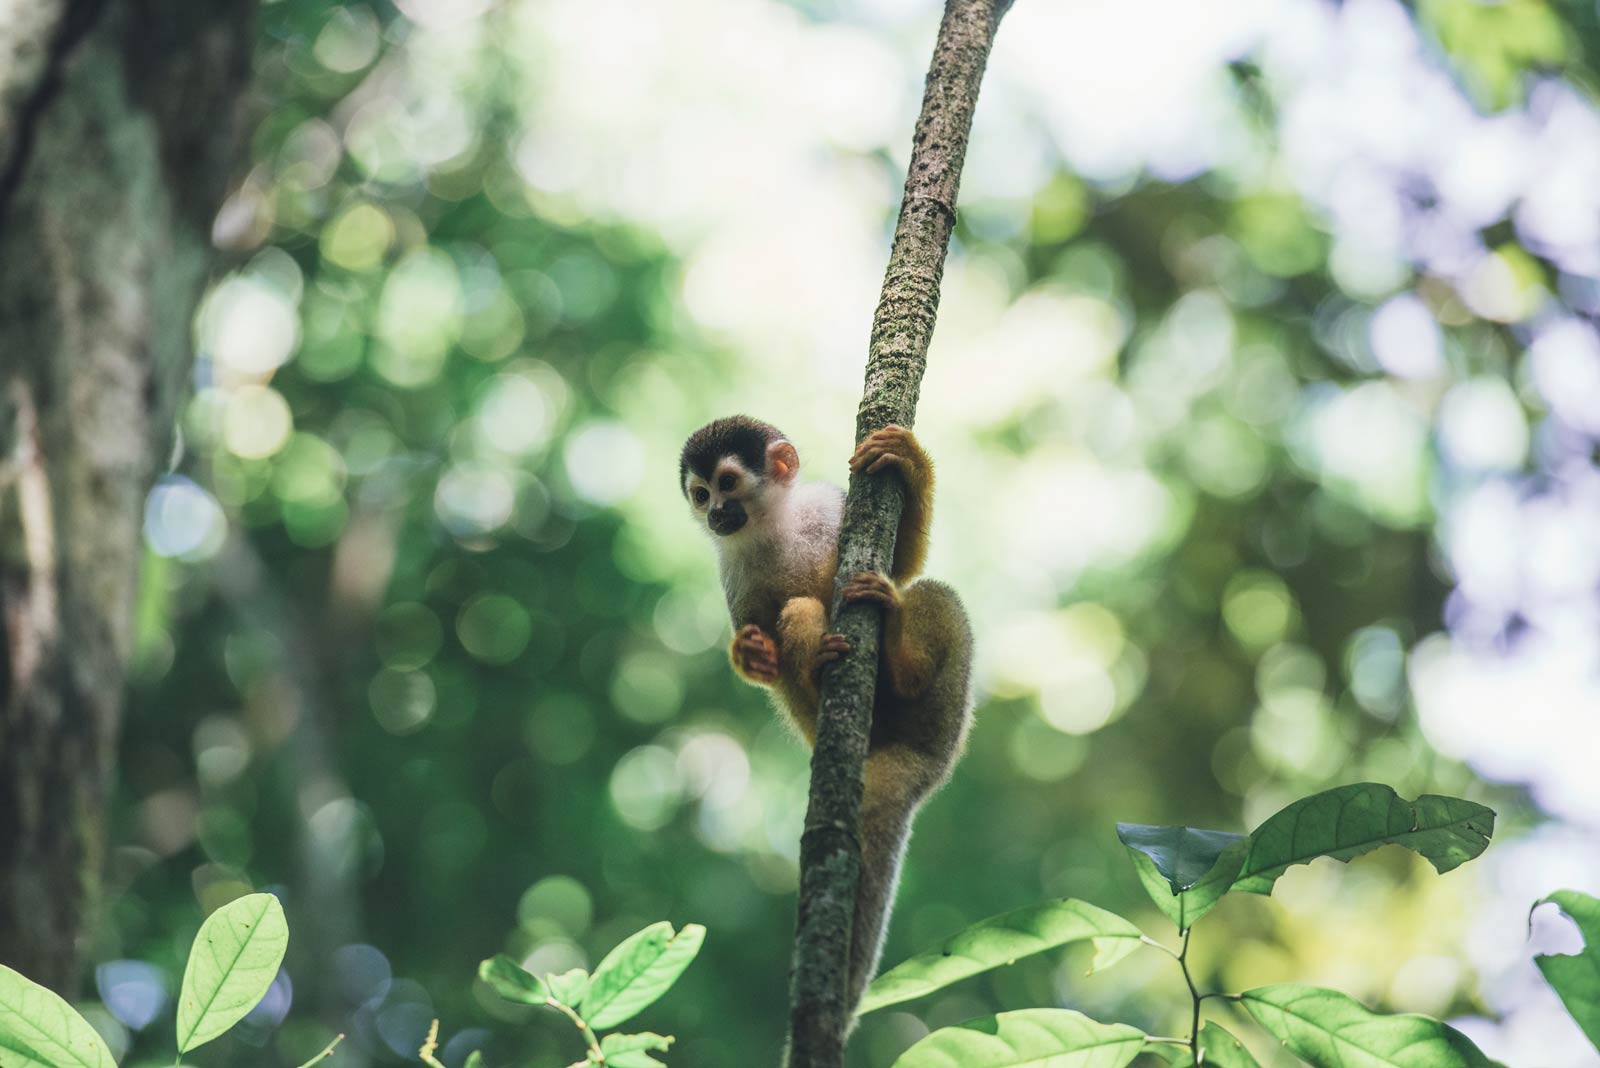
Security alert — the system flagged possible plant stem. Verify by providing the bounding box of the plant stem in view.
[1178,927,1202,1059]
[293,1034,346,1068]
[548,998,606,1065]
[419,1020,447,1068]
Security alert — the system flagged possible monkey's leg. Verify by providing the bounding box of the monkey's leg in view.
[774,597,846,740]
[841,571,933,699]
[729,623,779,686]
[848,425,934,583]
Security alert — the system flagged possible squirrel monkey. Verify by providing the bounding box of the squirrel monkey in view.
[679,415,974,1014]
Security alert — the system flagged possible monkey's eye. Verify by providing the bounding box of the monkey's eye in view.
[692,487,709,506]
[718,473,737,492]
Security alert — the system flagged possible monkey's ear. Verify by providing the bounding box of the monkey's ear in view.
[767,440,800,483]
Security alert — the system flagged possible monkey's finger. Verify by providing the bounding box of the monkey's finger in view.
[865,453,909,476]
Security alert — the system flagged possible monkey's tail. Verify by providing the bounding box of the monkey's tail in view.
[846,802,914,1020]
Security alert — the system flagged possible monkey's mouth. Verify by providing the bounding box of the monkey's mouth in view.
[709,504,747,536]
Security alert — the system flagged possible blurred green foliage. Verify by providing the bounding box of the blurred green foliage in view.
[90,0,1600,1066]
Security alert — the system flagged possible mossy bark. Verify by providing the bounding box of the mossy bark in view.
[0,0,255,991]
[783,2,1011,1064]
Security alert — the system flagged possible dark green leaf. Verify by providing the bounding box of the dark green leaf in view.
[1233,784,1494,895]
[859,899,1144,1016]
[580,922,704,1029]
[600,1032,674,1068]
[1532,889,1600,1052]
[0,965,114,1068]
[1116,824,1247,893]
[479,955,549,1005]
[546,968,591,1007]
[889,1009,1147,1068]
[176,892,290,1053]
[1126,840,1247,931]
[1198,1021,1262,1068]
[1241,984,1496,1067]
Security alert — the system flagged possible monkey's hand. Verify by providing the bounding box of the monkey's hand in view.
[848,425,929,486]
[730,624,780,685]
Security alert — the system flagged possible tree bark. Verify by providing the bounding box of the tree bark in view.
[783,2,1011,1064]
[0,0,255,992]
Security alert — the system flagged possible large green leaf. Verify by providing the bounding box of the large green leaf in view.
[1232,784,1494,895]
[1532,889,1600,1052]
[1198,1021,1262,1068]
[600,1032,674,1068]
[580,922,704,1029]
[859,899,1144,1016]
[890,1009,1147,1068]
[176,892,290,1053]
[1116,824,1247,893]
[0,965,114,1068]
[478,955,549,1005]
[1124,840,1247,931]
[1240,985,1496,1068]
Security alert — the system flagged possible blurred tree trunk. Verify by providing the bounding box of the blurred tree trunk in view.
[0,0,255,991]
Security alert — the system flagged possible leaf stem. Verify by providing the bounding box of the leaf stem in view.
[548,998,606,1065]
[294,1034,346,1068]
[1140,934,1182,960]
[1178,927,1202,1059]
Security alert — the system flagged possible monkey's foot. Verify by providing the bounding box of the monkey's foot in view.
[842,571,901,610]
[733,624,780,683]
[849,425,927,481]
[813,632,851,676]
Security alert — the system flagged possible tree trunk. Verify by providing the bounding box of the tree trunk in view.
[783,1,1011,1064]
[0,0,255,992]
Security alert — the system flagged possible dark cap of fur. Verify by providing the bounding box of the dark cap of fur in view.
[680,416,785,494]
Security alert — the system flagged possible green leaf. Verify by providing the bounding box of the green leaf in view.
[176,892,290,1053]
[463,1053,483,1068]
[1198,1021,1262,1068]
[1233,784,1494,895]
[546,968,591,1007]
[1125,840,1247,931]
[580,922,704,1030]
[600,1032,674,1068]
[859,899,1144,1016]
[1241,984,1496,1068]
[1532,889,1600,1052]
[1116,824,1246,893]
[478,955,549,1005]
[889,1009,1147,1068]
[0,964,114,1068]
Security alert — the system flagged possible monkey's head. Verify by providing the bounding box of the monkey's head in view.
[679,416,800,540]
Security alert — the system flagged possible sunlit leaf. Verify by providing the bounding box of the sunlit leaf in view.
[0,965,114,1068]
[547,968,592,1008]
[176,892,290,1053]
[600,1032,674,1068]
[1124,838,1247,931]
[1532,889,1600,1052]
[890,1009,1146,1068]
[859,898,1144,1016]
[1116,824,1246,893]
[478,955,549,1005]
[1241,984,1496,1068]
[580,922,704,1029]
[1198,1021,1262,1068]
[1232,784,1494,894]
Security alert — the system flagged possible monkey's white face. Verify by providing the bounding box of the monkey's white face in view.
[684,455,785,540]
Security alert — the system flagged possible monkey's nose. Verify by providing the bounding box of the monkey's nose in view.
[709,501,747,535]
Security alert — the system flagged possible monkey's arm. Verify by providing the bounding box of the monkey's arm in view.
[848,425,935,584]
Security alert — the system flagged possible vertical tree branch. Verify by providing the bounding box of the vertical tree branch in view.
[784,2,1011,1064]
